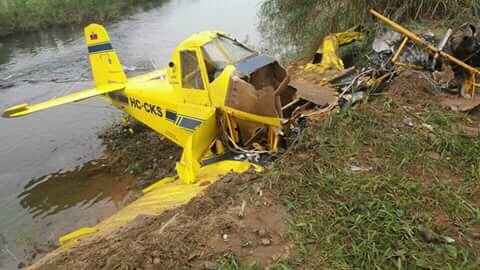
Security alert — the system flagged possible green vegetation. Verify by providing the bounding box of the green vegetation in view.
[0,0,168,38]
[260,0,480,61]
[219,254,290,270]
[219,254,260,270]
[261,97,480,269]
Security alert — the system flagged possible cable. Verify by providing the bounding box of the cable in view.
[223,129,271,155]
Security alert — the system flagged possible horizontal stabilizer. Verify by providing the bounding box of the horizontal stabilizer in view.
[2,83,125,118]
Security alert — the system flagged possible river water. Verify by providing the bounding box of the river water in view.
[0,0,262,268]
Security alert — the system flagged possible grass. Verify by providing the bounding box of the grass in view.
[219,254,291,270]
[0,0,168,38]
[218,254,261,270]
[255,96,480,269]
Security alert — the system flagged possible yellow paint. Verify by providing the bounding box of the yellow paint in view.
[85,24,127,87]
[392,36,409,63]
[225,113,240,143]
[463,73,477,97]
[1,83,124,118]
[268,127,279,152]
[215,139,225,155]
[252,163,264,173]
[395,62,424,70]
[142,176,176,194]
[58,227,98,249]
[177,112,218,183]
[307,31,365,74]
[224,107,282,127]
[334,31,366,45]
[308,34,344,72]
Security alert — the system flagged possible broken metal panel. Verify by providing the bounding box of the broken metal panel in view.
[221,60,298,152]
[290,80,337,106]
[329,67,357,87]
[310,31,365,73]
[226,76,278,118]
[225,61,292,119]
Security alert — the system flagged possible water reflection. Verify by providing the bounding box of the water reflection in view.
[17,161,139,219]
[0,26,78,66]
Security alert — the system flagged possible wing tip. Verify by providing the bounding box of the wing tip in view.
[2,103,29,118]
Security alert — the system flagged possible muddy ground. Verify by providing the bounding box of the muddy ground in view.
[32,170,291,270]
[99,119,182,189]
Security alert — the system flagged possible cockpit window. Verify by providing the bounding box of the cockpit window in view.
[202,35,257,82]
[180,50,204,89]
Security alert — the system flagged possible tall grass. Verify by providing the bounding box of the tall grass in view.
[0,0,168,38]
[260,0,480,61]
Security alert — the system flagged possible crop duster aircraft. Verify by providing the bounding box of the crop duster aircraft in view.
[3,24,297,184]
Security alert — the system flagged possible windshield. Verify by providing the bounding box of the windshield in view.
[201,35,256,82]
[202,36,256,65]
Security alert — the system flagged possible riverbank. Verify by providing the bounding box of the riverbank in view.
[98,117,181,189]
[0,0,169,38]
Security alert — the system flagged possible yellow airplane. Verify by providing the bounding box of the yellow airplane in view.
[3,24,295,184]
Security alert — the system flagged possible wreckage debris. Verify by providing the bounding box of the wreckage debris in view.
[369,9,480,97]
[285,9,480,126]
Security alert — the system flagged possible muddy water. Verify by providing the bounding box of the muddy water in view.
[0,0,262,268]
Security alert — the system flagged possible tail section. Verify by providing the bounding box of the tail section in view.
[84,24,127,87]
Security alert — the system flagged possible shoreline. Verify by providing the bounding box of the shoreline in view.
[0,0,170,39]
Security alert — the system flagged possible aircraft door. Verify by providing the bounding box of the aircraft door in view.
[179,49,211,106]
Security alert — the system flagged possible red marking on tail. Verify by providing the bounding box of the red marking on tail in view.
[90,32,98,40]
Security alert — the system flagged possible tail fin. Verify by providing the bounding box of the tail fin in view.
[84,24,127,87]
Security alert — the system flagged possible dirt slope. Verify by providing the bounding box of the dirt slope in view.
[31,171,291,270]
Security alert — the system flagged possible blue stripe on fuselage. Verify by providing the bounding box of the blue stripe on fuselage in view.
[166,110,177,123]
[165,110,203,131]
[179,117,202,130]
[88,43,113,53]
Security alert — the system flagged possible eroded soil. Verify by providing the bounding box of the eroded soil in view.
[32,171,291,270]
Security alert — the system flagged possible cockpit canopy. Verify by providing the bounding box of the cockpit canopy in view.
[202,35,257,82]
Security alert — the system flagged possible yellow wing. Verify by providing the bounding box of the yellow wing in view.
[128,69,167,82]
[2,83,125,118]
